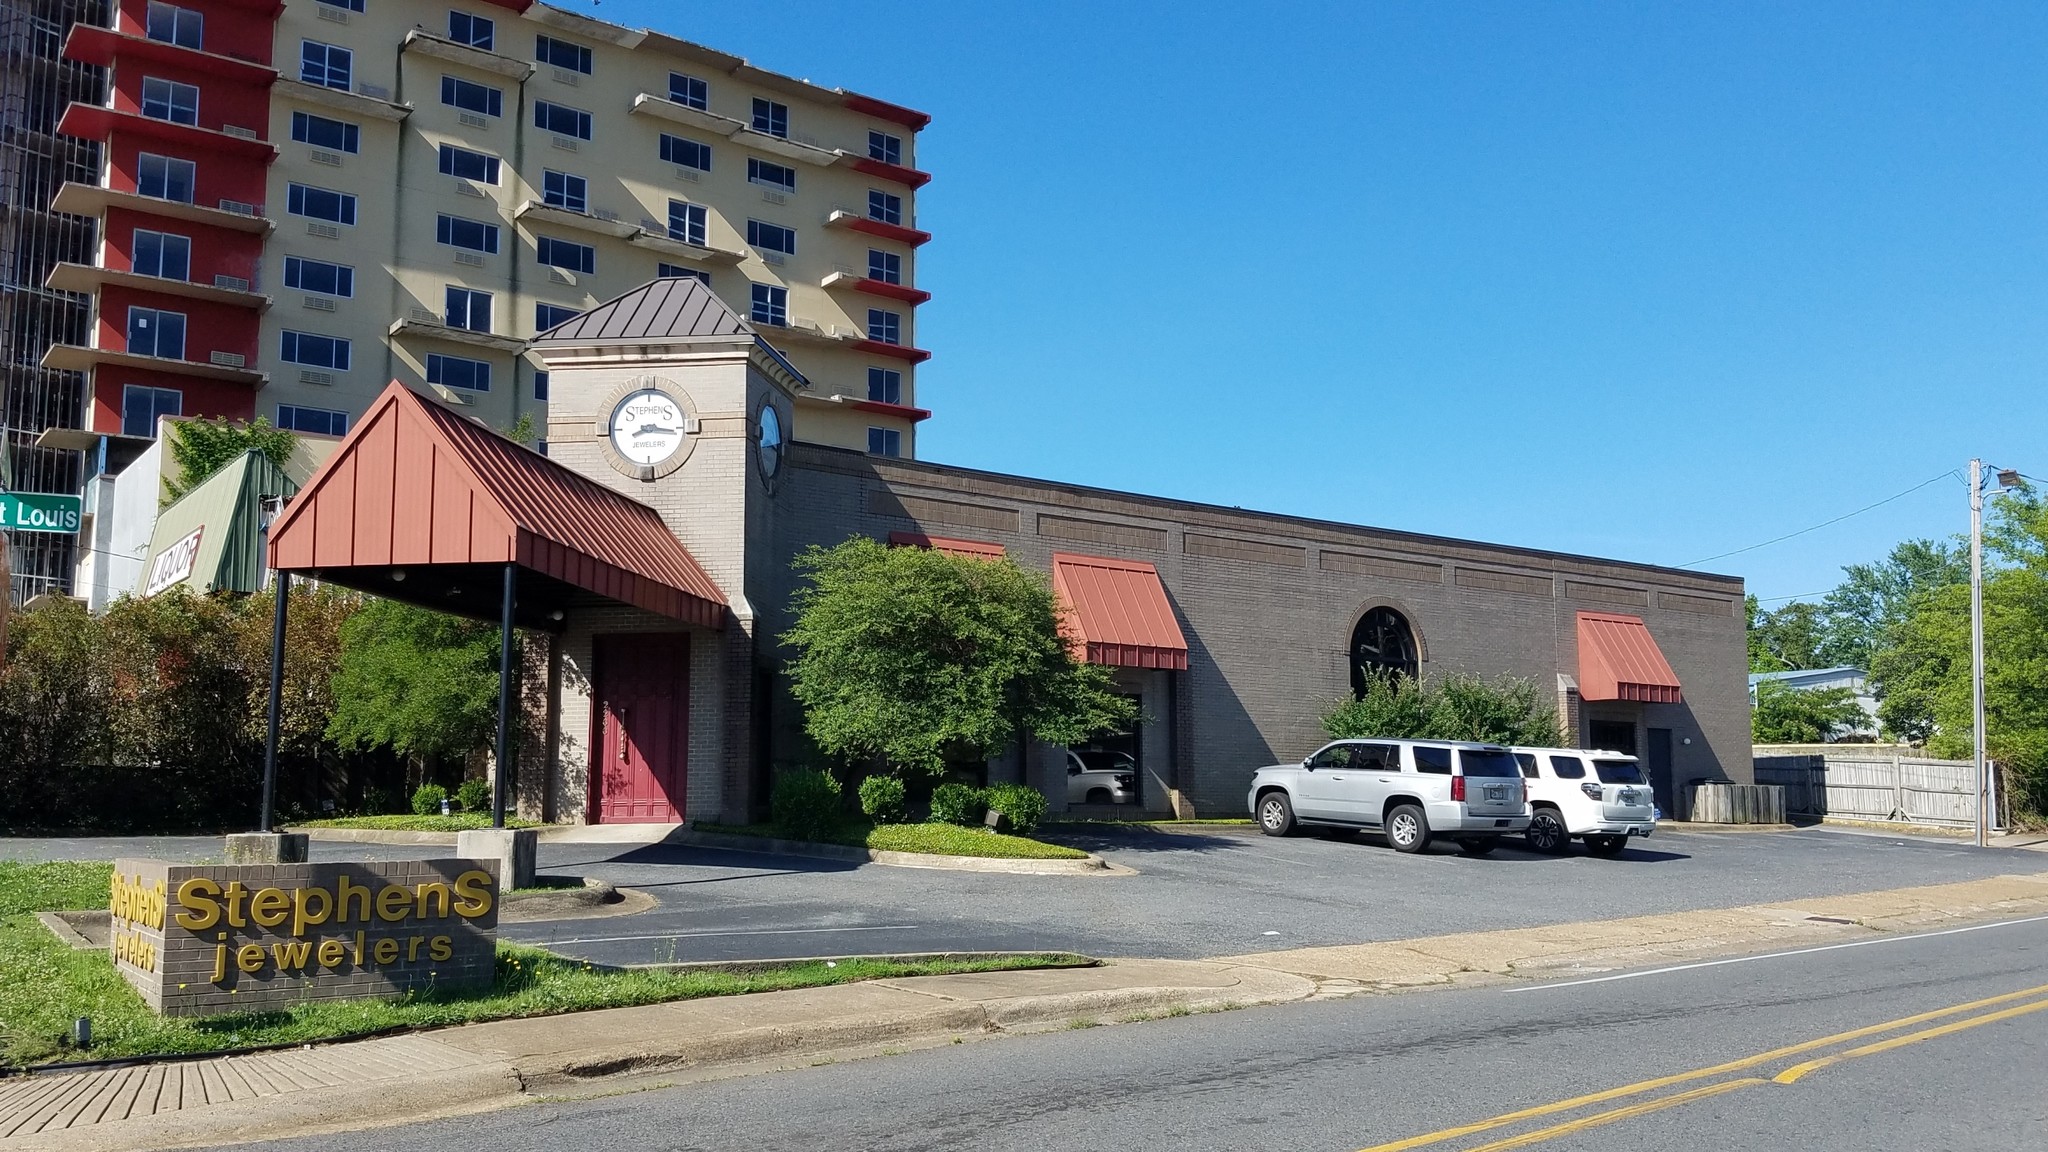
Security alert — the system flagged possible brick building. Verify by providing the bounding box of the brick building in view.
[267,278,1752,825]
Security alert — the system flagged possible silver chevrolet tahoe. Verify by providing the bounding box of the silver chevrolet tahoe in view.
[1248,738,1532,855]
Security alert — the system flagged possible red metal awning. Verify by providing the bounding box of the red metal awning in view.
[887,531,1004,559]
[1051,552,1188,671]
[268,381,725,628]
[1576,611,1682,703]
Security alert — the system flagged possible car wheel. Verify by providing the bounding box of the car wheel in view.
[1457,838,1497,856]
[1525,808,1569,854]
[1257,791,1297,837]
[1586,835,1626,857]
[1086,788,1112,804]
[1386,804,1430,853]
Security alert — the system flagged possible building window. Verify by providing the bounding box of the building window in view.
[287,183,357,224]
[318,0,365,10]
[749,283,786,326]
[657,264,709,284]
[868,190,902,226]
[437,144,500,185]
[440,75,502,117]
[132,229,190,280]
[667,200,706,247]
[868,131,901,165]
[866,367,901,404]
[435,213,498,253]
[280,329,351,370]
[290,111,359,153]
[867,427,901,457]
[136,153,195,202]
[542,170,586,212]
[444,285,491,332]
[126,306,186,358]
[140,77,198,125]
[867,249,901,284]
[747,158,796,193]
[533,100,591,140]
[300,40,352,91]
[1349,606,1421,695]
[534,34,591,74]
[536,236,594,274]
[535,303,580,330]
[532,370,548,401]
[427,352,491,391]
[746,220,795,256]
[277,404,348,436]
[448,10,493,49]
[668,72,707,109]
[659,134,711,171]
[122,385,181,438]
[145,2,202,50]
[751,98,787,138]
[867,309,901,345]
[283,255,353,297]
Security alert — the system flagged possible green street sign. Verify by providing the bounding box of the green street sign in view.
[0,492,83,535]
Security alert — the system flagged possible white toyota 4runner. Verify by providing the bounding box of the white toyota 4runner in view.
[1510,746,1657,856]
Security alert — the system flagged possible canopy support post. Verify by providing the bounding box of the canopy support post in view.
[259,571,289,833]
[493,562,515,829]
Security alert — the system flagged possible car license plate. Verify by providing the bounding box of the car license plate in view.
[1485,785,1506,801]
[1619,789,1639,804]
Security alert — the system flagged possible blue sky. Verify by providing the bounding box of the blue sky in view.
[597,0,2048,603]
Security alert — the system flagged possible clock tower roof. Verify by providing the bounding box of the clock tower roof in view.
[532,276,809,395]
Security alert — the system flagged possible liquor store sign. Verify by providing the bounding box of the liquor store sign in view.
[0,492,82,534]
[110,858,499,1017]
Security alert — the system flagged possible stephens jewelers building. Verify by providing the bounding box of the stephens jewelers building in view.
[266,278,1752,826]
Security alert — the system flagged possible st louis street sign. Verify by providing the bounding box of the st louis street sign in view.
[0,492,83,534]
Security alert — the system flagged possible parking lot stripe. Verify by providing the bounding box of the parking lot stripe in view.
[1502,913,2048,992]
[1353,980,2048,1152]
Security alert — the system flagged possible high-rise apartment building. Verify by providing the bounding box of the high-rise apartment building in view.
[42,0,931,486]
[1,0,106,601]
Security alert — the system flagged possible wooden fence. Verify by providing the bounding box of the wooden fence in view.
[1753,750,1988,829]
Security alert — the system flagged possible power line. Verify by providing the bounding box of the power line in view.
[1681,471,1961,569]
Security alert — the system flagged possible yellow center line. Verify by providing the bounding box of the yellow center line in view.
[1772,996,2048,1084]
[1458,1079,1765,1152]
[1353,980,2048,1152]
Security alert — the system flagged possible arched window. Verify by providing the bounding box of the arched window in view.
[1350,606,1419,697]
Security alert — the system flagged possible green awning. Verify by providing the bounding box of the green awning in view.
[137,451,298,598]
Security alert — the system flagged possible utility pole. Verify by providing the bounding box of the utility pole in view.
[1969,458,1989,848]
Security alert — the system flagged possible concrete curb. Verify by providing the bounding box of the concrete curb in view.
[1658,822,1799,833]
[675,829,1119,876]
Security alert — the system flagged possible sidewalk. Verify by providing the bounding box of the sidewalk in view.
[0,959,1308,1152]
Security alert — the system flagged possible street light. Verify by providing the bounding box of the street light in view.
[1968,459,2020,847]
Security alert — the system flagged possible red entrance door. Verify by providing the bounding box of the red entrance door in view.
[593,634,689,823]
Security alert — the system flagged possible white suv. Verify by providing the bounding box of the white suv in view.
[1510,746,1657,856]
[1248,739,1531,854]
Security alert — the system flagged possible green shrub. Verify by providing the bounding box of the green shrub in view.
[983,782,1049,834]
[771,769,843,842]
[858,775,908,824]
[929,782,987,827]
[410,783,449,816]
[455,778,491,813]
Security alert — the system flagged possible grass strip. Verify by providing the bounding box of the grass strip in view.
[0,861,1086,1066]
[288,814,541,832]
[701,821,1090,861]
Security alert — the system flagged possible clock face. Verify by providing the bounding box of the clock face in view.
[756,404,783,480]
[608,388,685,466]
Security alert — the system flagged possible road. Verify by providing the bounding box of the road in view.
[3,826,2036,966]
[223,912,2048,1152]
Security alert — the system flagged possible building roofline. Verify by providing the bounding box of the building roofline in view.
[786,442,1746,590]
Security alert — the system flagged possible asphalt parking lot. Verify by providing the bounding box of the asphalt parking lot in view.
[7,825,2036,967]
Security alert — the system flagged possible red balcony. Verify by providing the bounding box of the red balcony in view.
[64,24,276,86]
[841,93,930,132]
[849,398,931,422]
[824,210,930,248]
[821,271,930,305]
[59,104,277,161]
[852,339,930,364]
[842,155,931,190]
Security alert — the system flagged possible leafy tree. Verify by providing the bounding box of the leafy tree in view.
[1751,680,1868,743]
[1324,672,1562,746]
[1819,538,1967,668]
[165,417,296,502]
[326,598,502,769]
[780,538,1137,776]
[1747,599,1829,673]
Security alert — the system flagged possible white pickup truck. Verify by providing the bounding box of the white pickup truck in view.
[1510,746,1657,856]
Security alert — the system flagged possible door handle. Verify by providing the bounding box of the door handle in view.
[616,704,629,760]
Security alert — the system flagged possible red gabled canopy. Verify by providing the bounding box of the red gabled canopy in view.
[268,382,725,628]
[1051,552,1188,671]
[1576,611,1682,703]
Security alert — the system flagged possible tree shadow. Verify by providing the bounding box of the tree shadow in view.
[547,842,865,874]
[1037,823,1257,856]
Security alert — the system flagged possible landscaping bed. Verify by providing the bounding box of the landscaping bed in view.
[701,820,1090,861]
[0,860,1086,1067]
[289,814,541,833]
